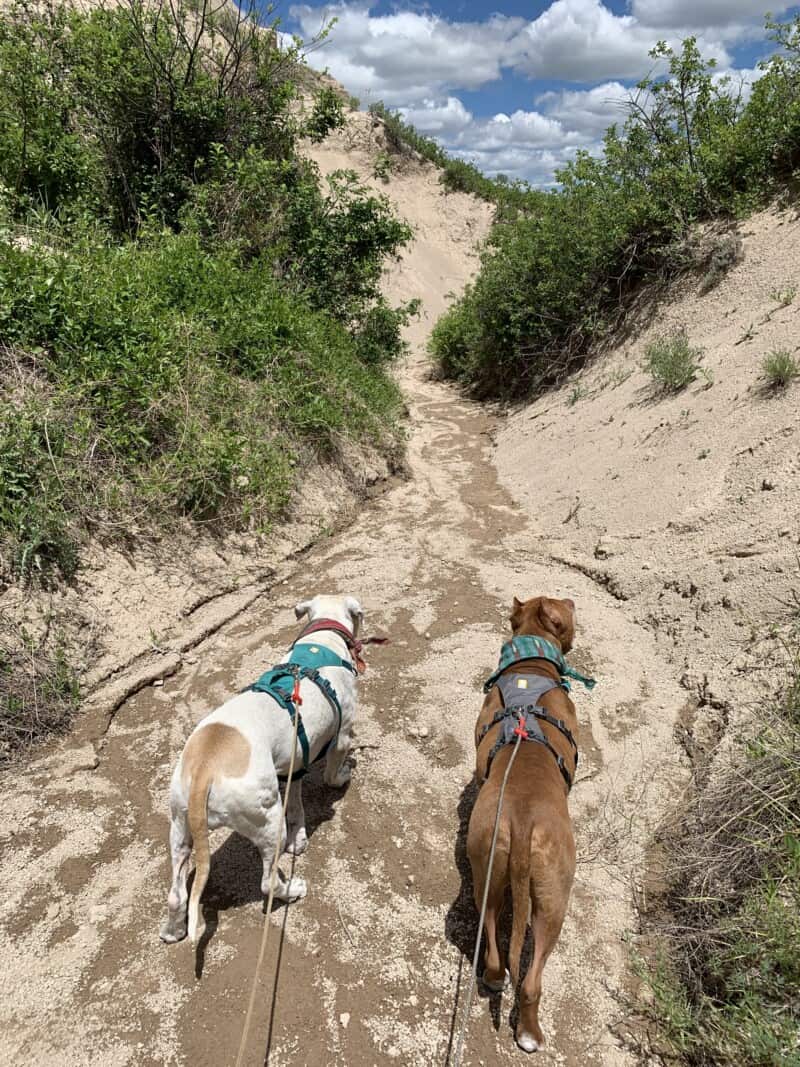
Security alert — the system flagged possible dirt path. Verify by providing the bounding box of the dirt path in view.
[1,328,687,1064]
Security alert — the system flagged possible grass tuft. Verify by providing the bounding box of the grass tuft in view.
[762,349,799,389]
[637,632,800,1066]
[643,330,705,392]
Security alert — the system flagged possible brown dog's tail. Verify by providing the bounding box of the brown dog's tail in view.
[508,818,534,985]
[186,765,213,944]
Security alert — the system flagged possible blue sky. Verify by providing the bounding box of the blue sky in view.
[283,1,800,184]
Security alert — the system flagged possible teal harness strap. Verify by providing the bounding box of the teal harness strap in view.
[247,641,352,781]
[483,635,597,694]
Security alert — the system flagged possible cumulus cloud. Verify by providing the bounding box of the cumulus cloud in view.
[398,97,474,137]
[631,0,789,31]
[289,4,523,104]
[288,2,782,182]
[535,81,632,138]
[513,0,737,81]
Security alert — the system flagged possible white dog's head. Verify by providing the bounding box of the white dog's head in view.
[294,594,363,636]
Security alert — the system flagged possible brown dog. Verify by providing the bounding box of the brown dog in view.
[467,595,580,1053]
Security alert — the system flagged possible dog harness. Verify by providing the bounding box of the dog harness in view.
[483,635,596,694]
[479,637,596,791]
[247,632,356,782]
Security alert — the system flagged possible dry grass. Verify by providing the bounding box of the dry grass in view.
[636,630,800,1066]
[0,612,80,763]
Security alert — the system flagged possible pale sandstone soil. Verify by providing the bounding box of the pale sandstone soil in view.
[495,204,800,766]
[0,343,684,1066]
[4,110,798,1067]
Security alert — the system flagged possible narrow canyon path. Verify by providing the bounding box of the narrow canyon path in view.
[1,338,686,1065]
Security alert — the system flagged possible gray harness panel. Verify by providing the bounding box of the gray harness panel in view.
[496,674,560,746]
[480,672,578,790]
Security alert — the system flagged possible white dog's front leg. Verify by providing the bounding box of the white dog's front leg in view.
[284,778,307,855]
[324,727,352,788]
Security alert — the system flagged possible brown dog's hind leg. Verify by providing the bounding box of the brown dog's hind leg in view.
[515,832,575,1052]
[469,843,510,991]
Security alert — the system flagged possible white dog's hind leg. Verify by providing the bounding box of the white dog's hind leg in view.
[160,812,192,943]
[284,780,308,856]
[323,726,352,788]
[255,804,307,903]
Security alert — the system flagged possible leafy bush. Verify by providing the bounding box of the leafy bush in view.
[431,19,800,396]
[643,330,704,392]
[0,0,412,587]
[763,349,799,388]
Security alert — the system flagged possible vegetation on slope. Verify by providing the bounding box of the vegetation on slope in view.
[367,101,533,217]
[429,18,800,396]
[0,0,414,582]
[639,630,800,1067]
[0,0,415,754]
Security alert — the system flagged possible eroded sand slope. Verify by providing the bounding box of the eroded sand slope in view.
[2,111,797,1067]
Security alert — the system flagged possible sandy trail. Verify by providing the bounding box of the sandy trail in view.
[0,331,685,1065]
[1,116,689,1065]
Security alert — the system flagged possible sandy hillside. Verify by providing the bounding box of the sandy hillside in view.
[495,205,800,760]
[2,104,797,1067]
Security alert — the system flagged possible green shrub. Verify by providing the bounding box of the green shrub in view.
[432,18,800,396]
[0,0,412,587]
[763,349,799,388]
[643,330,704,392]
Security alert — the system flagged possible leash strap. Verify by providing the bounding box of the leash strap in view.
[294,617,389,674]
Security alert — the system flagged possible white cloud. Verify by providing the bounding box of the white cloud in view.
[631,1,789,31]
[513,0,736,81]
[290,4,523,104]
[535,81,632,137]
[398,97,474,136]
[289,2,783,183]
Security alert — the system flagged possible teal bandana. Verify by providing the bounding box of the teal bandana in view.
[483,634,597,694]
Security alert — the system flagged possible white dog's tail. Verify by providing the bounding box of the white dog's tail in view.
[186,766,213,944]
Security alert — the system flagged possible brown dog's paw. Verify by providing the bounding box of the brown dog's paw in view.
[481,968,509,993]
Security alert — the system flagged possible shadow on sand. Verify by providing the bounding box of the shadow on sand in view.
[190,767,348,978]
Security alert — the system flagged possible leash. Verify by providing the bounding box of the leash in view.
[451,716,527,1067]
[234,683,302,1067]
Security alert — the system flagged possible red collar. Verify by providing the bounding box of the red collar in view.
[294,618,388,674]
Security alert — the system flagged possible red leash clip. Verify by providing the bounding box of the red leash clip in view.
[291,675,303,706]
[513,713,528,740]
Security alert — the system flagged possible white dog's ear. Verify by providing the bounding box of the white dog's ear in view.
[294,600,313,620]
[344,596,363,635]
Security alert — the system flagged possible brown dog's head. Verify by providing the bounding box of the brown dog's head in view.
[509,595,576,653]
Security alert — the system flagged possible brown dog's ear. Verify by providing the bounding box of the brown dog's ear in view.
[537,597,574,650]
[510,596,524,633]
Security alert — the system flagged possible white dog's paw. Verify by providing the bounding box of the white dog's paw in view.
[326,762,351,788]
[283,875,307,903]
[284,828,308,856]
[159,917,187,944]
[516,1031,541,1054]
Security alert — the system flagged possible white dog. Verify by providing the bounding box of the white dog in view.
[160,594,363,945]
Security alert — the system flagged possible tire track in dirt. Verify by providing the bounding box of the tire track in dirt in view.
[0,348,687,1066]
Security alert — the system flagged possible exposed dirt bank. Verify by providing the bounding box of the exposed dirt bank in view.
[495,205,800,767]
